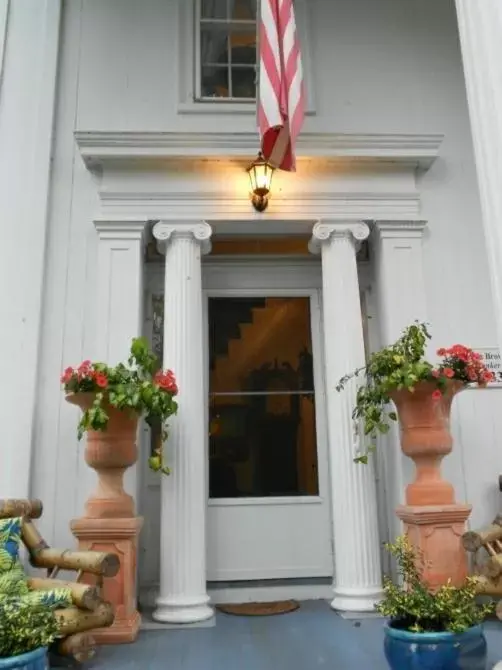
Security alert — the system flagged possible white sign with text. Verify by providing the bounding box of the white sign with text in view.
[476,348,502,385]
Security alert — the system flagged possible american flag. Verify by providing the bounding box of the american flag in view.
[258,0,305,172]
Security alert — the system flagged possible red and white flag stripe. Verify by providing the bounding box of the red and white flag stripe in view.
[258,0,305,172]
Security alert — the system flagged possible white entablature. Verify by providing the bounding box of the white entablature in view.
[76,131,442,224]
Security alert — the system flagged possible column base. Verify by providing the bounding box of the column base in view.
[396,504,472,588]
[153,596,214,624]
[331,586,384,613]
[71,516,143,644]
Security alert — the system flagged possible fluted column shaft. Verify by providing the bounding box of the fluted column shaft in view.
[152,221,213,624]
[310,221,383,611]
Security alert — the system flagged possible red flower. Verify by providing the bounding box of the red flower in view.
[437,348,446,356]
[154,370,178,395]
[431,390,442,400]
[431,369,440,378]
[443,367,454,379]
[484,371,495,383]
[95,373,108,388]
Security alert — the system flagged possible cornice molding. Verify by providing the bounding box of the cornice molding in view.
[75,131,443,170]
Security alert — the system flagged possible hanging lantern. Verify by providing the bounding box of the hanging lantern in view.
[246,152,275,212]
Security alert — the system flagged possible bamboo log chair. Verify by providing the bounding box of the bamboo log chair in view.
[0,499,120,663]
[463,483,502,620]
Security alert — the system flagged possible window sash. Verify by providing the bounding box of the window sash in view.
[195,0,258,102]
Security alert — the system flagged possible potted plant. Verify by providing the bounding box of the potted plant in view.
[378,535,492,670]
[336,323,494,484]
[0,598,60,669]
[61,337,178,518]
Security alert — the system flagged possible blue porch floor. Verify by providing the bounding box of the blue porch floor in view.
[87,601,502,669]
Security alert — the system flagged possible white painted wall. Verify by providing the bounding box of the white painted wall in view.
[0,0,62,500]
[27,0,500,560]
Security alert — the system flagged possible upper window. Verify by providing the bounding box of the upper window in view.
[196,0,258,101]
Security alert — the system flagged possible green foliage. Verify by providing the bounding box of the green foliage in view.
[337,323,495,462]
[376,536,493,633]
[337,322,435,462]
[0,598,60,658]
[61,337,178,475]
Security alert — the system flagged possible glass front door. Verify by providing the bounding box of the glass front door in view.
[205,291,332,581]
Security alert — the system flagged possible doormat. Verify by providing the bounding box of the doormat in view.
[216,600,300,616]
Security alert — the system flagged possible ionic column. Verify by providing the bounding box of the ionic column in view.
[309,221,383,612]
[152,220,213,624]
[455,1,502,354]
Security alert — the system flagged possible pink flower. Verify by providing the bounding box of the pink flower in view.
[431,390,442,401]
[60,367,74,384]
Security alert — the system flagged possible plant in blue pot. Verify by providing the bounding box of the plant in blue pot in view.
[0,598,61,670]
[377,536,493,670]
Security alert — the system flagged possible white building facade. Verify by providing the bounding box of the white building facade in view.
[1,0,502,621]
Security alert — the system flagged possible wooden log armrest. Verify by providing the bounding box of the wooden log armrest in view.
[0,498,43,519]
[55,602,115,637]
[31,548,120,577]
[27,577,101,612]
[463,523,502,552]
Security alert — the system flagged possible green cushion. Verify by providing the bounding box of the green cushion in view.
[0,517,22,572]
[0,517,72,611]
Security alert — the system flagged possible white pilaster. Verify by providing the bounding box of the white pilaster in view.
[372,221,428,540]
[0,0,61,498]
[88,219,147,509]
[94,220,146,364]
[455,1,502,355]
[310,220,383,612]
[152,220,213,624]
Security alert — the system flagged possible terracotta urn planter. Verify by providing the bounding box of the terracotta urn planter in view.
[66,393,138,519]
[389,380,464,507]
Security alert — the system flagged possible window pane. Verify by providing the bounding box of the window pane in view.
[230,0,257,21]
[201,0,228,19]
[229,30,256,64]
[201,66,229,98]
[231,67,256,98]
[200,27,229,65]
[208,297,318,498]
[209,297,314,393]
[209,392,319,498]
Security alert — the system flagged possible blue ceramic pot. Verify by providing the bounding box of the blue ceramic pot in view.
[384,622,487,670]
[0,647,48,670]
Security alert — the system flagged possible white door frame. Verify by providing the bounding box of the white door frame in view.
[138,256,380,604]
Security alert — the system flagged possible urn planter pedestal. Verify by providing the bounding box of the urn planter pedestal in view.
[67,393,143,644]
[390,381,471,588]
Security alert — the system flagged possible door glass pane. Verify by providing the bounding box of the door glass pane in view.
[209,297,319,498]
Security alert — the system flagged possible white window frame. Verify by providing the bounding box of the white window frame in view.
[177,0,316,115]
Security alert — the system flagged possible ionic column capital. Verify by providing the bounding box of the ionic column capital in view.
[153,221,212,255]
[309,220,370,255]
